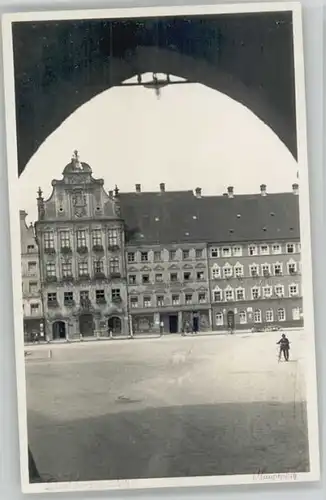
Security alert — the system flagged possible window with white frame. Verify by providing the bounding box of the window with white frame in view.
[286,243,295,254]
[225,288,234,301]
[239,311,247,324]
[236,288,245,301]
[261,263,271,277]
[185,294,193,305]
[130,297,138,308]
[254,309,262,323]
[141,251,148,262]
[272,244,281,254]
[262,286,273,299]
[46,262,56,277]
[288,260,298,275]
[108,229,118,247]
[211,265,221,279]
[273,285,284,298]
[234,263,244,277]
[216,312,224,326]
[278,308,286,321]
[60,231,70,248]
[172,294,180,305]
[289,284,299,297]
[110,258,120,274]
[248,245,258,256]
[213,289,222,302]
[223,264,233,278]
[198,292,206,303]
[249,264,259,277]
[127,252,135,263]
[260,244,269,255]
[143,296,151,308]
[76,230,86,248]
[62,262,72,277]
[266,309,274,322]
[273,263,283,276]
[222,247,231,258]
[251,286,260,300]
[78,262,88,276]
[44,231,54,249]
[211,247,219,258]
[292,307,301,320]
[233,246,242,257]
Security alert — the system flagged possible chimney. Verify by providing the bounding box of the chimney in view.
[160,183,165,193]
[227,186,234,198]
[292,183,299,195]
[135,184,141,193]
[260,184,267,196]
[195,187,202,198]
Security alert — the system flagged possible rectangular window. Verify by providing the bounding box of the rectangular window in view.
[248,245,258,256]
[183,272,191,281]
[211,248,219,258]
[273,263,283,276]
[92,229,102,246]
[127,252,135,263]
[225,289,234,301]
[261,264,271,277]
[109,258,120,274]
[292,307,301,321]
[278,308,286,321]
[27,244,35,252]
[272,244,281,254]
[196,271,205,281]
[44,231,54,249]
[198,292,206,303]
[288,262,297,274]
[128,274,136,285]
[30,303,39,315]
[223,266,233,278]
[254,310,262,323]
[286,243,295,254]
[155,273,163,282]
[142,274,150,284]
[96,289,105,301]
[196,249,203,259]
[64,291,73,305]
[170,273,178,282]
[251,287,260,300]
[154,251,161,262]
[60,231,70,248]
[76,230,86,248]
[172,294,180,305]
[130,297,138,308]
[46,262,56,277]
[156,296,164,307]
[78,262,88,276]
[216,313,223,326]
[266,309,274,322]
[29,282,38,294]
[112,289,121,300]
[108,229,118,247]
[182,250,190,260]
[47,292,57,303]
[260,245,269,255]
[212,267,221,279]
[185,294,192,305]
[275,285,284,298]
[222,247,231,257]
[289,284,299,297]
[234,265,244,277]
[141,252,148,262]
[239,311,247,324]
[94,260,104,274]
[213,290,222,302]
[262,286,272,299]
[233,246,242,257]
[144,296,151,308]
[236,288,245,301]
[169,250,177,260]
[62,262,72,277]
[250,264,259,277]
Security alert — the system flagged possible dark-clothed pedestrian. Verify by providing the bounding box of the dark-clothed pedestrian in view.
[277,333,290,361]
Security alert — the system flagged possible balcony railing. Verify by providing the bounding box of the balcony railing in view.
[110,271,121,279]
[94,272,106,279]
[47,300,59,308]
[77,246,88,254]
[62,275,74,282]
[61,246,72,254]
[96,297,107,305]
[45,276,57,283]
[78,274,90,281]
[92,244,104,253]
[108,244,120,252]
[44,247,55,255]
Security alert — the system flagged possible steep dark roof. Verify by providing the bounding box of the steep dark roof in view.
[119,191,300,245]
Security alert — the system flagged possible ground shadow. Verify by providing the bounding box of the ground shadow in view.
[27,400,309,483]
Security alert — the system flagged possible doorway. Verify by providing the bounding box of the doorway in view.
[169,314,178,333]
[79,314,94,337]
[108,316,122,334]
[192,313,199,333]
[52,321,66,340]
[227,310,235,330]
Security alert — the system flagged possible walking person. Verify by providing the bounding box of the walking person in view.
[277,333,290,362]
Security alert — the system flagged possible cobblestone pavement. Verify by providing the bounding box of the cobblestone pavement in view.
[25,330,309,483]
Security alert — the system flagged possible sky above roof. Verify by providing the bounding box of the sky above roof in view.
[18,73,298,223]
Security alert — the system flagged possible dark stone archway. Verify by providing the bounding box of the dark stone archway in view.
[11,10,297,174]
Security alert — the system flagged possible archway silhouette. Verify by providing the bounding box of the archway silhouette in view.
[12,11,297,174]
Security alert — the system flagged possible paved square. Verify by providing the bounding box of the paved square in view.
[26,330,308,483]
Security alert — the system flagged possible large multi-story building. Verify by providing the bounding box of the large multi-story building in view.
[20,210,44,340]
[29,154,302,341]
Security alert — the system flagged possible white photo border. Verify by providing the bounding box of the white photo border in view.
[1,1,320,494]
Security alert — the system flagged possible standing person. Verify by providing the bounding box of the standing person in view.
[277,333,290,361]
